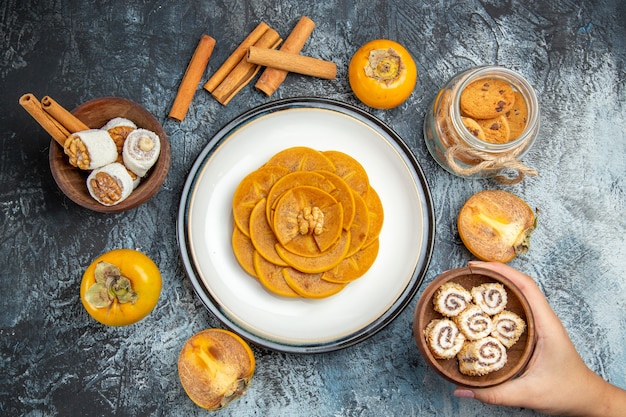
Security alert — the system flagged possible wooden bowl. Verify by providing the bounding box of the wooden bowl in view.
[49,97,170,213]
[413,266,536,388]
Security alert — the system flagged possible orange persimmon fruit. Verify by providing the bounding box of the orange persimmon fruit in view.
[178,328,255,410]
[80,248,161,326]
[348,39,417,109]
[458,190,536,263]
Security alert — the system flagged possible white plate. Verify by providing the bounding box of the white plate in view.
[177,98,434,353]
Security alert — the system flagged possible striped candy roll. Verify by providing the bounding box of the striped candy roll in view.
[454,304,493,341]
[433,282,472,317]
[424,318,466,359]
[491,310,526,348]
[457,336,508,376]
[471,282,508,315]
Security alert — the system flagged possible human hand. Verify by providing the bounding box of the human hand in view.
[453,261,626,417]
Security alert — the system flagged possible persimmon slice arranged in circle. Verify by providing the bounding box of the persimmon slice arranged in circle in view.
[249,198,288,266]
[265,146,335,172]
[282,268,346,299]
[275,231,351,274]
[231,227,258,278]
[363,186,384,248]
[344,191,370,257]
[323,238,380,283]
[253,252,298,298]
[319,170,356,230]
[232,165,289,236]
[231,147,384,299]
[323,150,370,197]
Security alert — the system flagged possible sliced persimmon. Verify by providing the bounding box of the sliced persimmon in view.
[232,166,290,236]
[345,190,369,257]
[363,186,384,248]
[265,170,335,226]
[323,238,380,283]
[248,198,288,266]
[282,268,346,299]
[275,231,351,274]
[231,148,384,299]
[322,150,370,197]
[231,227,258,278]
[458,190,536,263]
[253,252,298,297]
[272,186,343,255]
[264,146,336,173]
[317,170,356,230]
[178,328,255,410]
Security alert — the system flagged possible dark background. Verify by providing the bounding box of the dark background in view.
[1,1,625,416]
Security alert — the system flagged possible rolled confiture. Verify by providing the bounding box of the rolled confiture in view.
[433,282,472,317]
[63,129,118,170]
[471,282,508,315]
[457,337,508,376]
[491,310,526,348]
[86,162,134,206]
[123,128,160,177]
[424,318,466,360]
[453,304,493,341]
[101,117,137,154]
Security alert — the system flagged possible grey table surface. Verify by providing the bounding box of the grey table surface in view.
[1,1,625,416]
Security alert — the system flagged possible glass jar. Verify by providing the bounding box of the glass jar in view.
[424,66,540,184]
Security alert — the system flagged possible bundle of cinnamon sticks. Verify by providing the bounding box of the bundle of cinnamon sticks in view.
[168,16,336,120]
[19,94,89,145]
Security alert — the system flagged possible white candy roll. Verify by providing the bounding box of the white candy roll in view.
[424,318,466,360]
[102,118,137,154]
[86,162,134,206]
[101,117,137,130]
[457,337,508,376]
[122,128,161,177]
[472,282,508,315]
[491,310,526,348]
[433,282,472,317]
[454,304,493,341]
[64,129,118,170]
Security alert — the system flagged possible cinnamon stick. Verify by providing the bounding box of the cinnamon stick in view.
[41,96,89,133]
[247,47,337,80]
[19,93,70,146]
[169,34,216,121]
[203,22,270,93]
[211,28,282,105]
[255,16,316,96]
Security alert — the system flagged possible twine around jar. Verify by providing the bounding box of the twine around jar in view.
[445,141,537,185]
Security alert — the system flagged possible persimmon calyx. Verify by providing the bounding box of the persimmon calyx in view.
[220,378,249,409]
[514,215,537,255]
[84,261,138,308]
[365,48,403,84]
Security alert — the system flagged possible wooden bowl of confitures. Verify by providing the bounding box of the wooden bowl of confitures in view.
[413,266,536,388]
[48,97,171,213]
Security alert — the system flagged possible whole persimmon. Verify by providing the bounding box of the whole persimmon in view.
[80,249,162,326]
[348,39,417,109]
[178,329,255,410]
